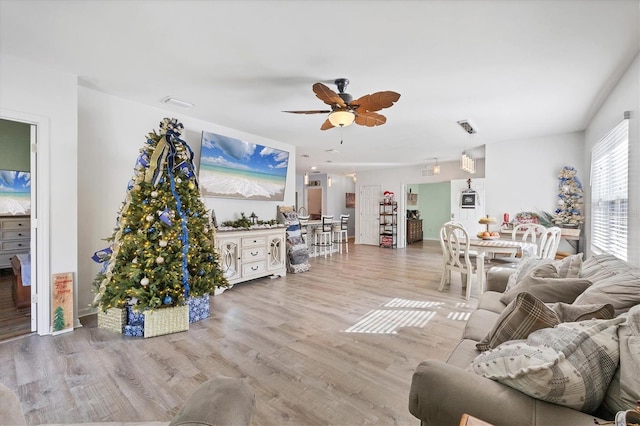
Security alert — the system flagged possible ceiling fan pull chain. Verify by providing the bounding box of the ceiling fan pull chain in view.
[340,126,344,144]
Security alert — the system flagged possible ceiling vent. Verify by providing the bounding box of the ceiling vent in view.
[457,120,477,134]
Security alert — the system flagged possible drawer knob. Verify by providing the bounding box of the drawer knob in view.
[18,233,22,236]
[250,251,258,256]
[251,266,258,271]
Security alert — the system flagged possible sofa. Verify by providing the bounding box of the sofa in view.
[409,253,640,425]
[0,376,255,426]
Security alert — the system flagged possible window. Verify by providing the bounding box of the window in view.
[590,116,629,261]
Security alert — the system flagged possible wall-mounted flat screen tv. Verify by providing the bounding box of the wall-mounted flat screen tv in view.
[199,131,289,201]
[0,170,31,215]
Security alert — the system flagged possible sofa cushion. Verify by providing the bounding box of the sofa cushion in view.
[601,305,640,417]
[476,291,507,314]
[476,292,559,352]
[470,317,625,414]
[547,302,615,322]
[462,309,500,341]
[573,271,640,316]
[500,263,591,305]
[580,254,634,281]
[446,338,481,368]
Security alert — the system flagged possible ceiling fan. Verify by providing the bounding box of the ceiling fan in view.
[284,78,401,131]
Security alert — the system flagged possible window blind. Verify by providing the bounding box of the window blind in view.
[590,117,629,261]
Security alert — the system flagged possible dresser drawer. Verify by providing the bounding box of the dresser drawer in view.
[241,261,267,278]
[0,218,30,230]
[0,251,28,269]
[241,246,266,262]
[241,236,266,247]
[1,229,30,240]
[1,240,30,251]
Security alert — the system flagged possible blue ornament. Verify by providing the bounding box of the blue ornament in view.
[163,295,172,305]
[124,227,132,234]
[199,270,205,276]
[194,212,199,218]
[207,255,213,261]
[142,199,149,205]
[147,227,155,234]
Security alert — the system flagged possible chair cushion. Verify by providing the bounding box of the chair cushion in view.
[470,317,625,413]
[476,292,560,352]
[500,263,592,305]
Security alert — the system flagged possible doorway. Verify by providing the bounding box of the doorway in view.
[307,187,322,220]
[0,118,37,340]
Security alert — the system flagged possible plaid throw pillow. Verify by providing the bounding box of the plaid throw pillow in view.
[476,292,560,352]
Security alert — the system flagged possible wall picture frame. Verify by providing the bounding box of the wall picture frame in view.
[346,192,355,208]
[461,192,476,209]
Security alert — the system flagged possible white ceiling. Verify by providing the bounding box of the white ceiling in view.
[1,0,638,176]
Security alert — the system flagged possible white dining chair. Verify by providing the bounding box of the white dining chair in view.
[539,226,562,259]
[438,222,476,300]
[492,223,546,264]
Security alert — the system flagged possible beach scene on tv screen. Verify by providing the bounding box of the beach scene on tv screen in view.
[0,170,31,215]
[199,131,289,201]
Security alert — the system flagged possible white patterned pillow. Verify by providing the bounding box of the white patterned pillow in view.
[469,317,625,413]
[505,257,554,291]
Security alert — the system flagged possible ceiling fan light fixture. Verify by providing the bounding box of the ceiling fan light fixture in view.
[328,110,355,127]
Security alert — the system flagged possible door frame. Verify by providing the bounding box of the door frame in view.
[1,109,51,335]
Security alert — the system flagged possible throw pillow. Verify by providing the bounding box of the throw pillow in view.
[547,302,614,322]
[500,263,592,305]
[553,253,583,278]
[504,257,554,291]
[470,317,625,413]
[476,292,560,352]
[601,304,640,417]
[573,271,640,316]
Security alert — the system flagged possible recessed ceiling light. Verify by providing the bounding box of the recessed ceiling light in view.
[162,96,194,108]
[311,166,318,170]
[326,160,332,163]
[325,149,340,154]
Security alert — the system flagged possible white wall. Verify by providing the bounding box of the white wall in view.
[485,132,585,222]
[585,54,640,265]
[78,87,296,316]
[0,54,78,334]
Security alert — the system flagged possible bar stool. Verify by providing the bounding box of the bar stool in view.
[332,214,350,254]
[314,215,334,258]
[298,215,310,244]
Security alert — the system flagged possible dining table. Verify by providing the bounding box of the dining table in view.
[468,238,538,293]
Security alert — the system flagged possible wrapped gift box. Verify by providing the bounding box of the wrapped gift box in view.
[187,293,210,323]
[126,305,145,326]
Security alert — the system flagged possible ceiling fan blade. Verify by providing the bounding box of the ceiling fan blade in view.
[351,91,401,112]
[313,83,346,108]
[283,109,332,114]
[320,118,335,131]
[354,111,387,127]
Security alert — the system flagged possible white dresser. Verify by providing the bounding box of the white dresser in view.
[214,227,286,289]
[0,215,30,269]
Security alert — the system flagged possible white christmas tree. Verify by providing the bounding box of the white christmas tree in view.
[553,166,584,227]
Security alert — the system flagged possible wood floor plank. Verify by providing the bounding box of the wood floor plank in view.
[0,241,478,425]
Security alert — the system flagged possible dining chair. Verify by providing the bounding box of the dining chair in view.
[332,214,350,254]
[492,223,546,264]
[297,215,310,244]
[438,222,476,300]
[313,215,334,258]
[539,226,562,259]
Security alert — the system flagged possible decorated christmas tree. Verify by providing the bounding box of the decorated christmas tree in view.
[92,118,226,313]
[553,166,584,227]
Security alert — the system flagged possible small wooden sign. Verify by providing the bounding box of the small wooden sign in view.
[51,272,74,335]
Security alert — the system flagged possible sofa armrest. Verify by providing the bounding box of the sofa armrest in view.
[486,266,516,293]
[409,360,597,426]
[169,377,255,426]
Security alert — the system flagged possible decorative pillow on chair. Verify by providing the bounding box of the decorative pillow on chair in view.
[554,253,583,278]
[476,292,559,352]
[500,263,592,305]
[470,317,626,413]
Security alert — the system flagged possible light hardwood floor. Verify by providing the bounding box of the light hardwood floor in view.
[0,240,479,425]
